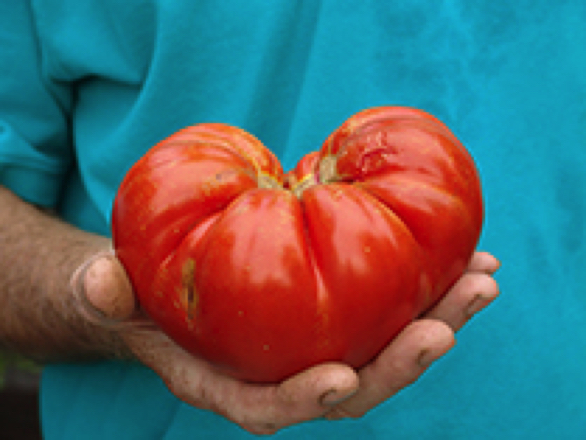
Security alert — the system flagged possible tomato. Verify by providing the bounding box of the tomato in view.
[112,106,483,383]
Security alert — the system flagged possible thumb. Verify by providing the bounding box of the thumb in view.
[71,250,137,323]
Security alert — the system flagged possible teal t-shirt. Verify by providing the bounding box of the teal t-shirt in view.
[1,1,585,438]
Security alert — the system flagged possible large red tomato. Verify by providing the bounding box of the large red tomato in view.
[112,106,483,383]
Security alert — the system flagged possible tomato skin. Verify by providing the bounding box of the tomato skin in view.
[112,107,483,383]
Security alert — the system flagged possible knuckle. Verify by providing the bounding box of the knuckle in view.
[242,422,280,436]
[325,405,366,420]
[225,405,283,436]
[164,371,211,410]
[164,376,190,403]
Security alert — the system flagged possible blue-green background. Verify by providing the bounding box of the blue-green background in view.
[1,1,585,438]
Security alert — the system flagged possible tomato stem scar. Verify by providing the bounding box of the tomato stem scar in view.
[257,173,282,190]
[317,155,339,185]
[290,173,317,199]
[290,155,340,198]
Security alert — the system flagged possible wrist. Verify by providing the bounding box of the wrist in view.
[0,187,133,362]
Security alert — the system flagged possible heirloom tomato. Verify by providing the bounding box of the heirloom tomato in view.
[112,106,483,383]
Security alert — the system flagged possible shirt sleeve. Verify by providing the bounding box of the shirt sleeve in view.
[0,2,73,207]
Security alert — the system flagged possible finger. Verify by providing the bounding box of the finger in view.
[326,319,454,420]
[212,363,359,435]
[467,251,501,274]
[425,272,500,332]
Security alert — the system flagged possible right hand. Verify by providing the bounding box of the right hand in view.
[74,250,498,435]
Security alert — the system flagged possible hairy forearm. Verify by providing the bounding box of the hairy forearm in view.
[0,186,129,362]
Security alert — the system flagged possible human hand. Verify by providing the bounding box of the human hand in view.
[73,250,499,435]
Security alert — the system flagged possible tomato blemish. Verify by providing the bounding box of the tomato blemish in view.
[181,259,198,319]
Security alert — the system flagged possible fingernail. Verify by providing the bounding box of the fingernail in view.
[465,295,489,317]
[493,259,502,273]
[417,349,436,368]
[320,389,353,407]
